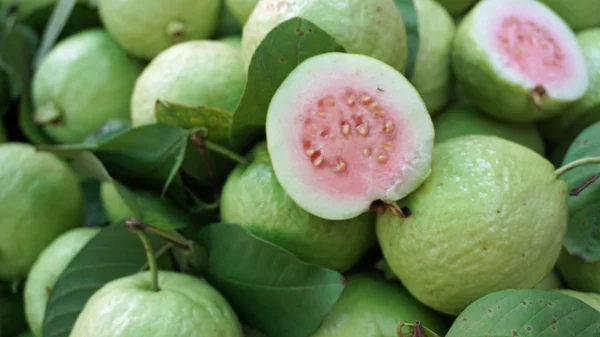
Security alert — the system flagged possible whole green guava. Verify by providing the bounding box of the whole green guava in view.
[0,143,84,281]
[97,0,221,60]
[536,0,600,31]
[434,103,546,155]
[556,248,600,293]
[241,0,407,72]
[24,227,100,337]
[376,135,568,315]
[130,40,246,126]
[69,271,244,337]
[32,29,143,144]
[224,0,258,26]
[433,0,477,16]
[220,141,376,273]
[311,274,447,337]
[557,289,600,311]
[534,269,563,290]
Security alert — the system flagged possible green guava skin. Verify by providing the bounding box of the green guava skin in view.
[241,0,407,73]
[534,268,563,290]
[97,0,221,60]
[220,35,242,50]
[130,40,246,127]
[376,135,568,315]
[32,29,142,144]
[410,0,456,116]
[540,28,600,145]
[557,248,600,293]
[69,271,244,337]
[24,227,100,337]
[225,0,258,26]
[434,103,546,155]
[433,0,477,16]
[311,274,447,337]
[452,3,587,123]
[0,143,84,281]
[557,289,600,312]
[537,0,600,32]
[220,141,376,273]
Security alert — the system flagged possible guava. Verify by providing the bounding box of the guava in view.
[31,29,143,144]
[556,248,600,293]
[534,268,563,290]
[409,0,456,115]
[537,0,600,32]
[266,52,434,221]
[434,102,546,155]
[433,0,477,16]
[130,40,245,126]
[69,270,243,337]
[311,274,447,337]
[23,227,99,337]
[97,0,221,60]
[241,0,408,73]
[0,290,27,337]
[452,0,589,123]
[376,135,568,315]
[540,28,600,144]
[220,141,376,273]
[224,0,258,26]
[220,35,242,50]
[557,289,600,312]
[99,182,191,228]
[0,143,84,281]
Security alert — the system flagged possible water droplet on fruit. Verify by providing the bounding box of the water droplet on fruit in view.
[384,120,394,134]
[376,154,388,164]
[357,123,369,137]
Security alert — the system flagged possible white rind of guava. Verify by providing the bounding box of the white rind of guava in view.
[266,52,434,221]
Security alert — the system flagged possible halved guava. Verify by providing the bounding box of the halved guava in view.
[540,28,600,144]
[537,0,600,32]
[452,0,589,123]
[433,0,477,16]
[266,52,434,221]
[241,0,407,73]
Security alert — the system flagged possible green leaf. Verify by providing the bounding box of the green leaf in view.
[0,19,39,98]
[198,222,345,337]
[41,221,168,337]
[81,178,108,227]
[154,100,232,140]
[561,120,600,262]
[33,0,77,68]
[83,119,131,145]
[446,289,600,337]
[395,0,419,78]
[228,17,345,151]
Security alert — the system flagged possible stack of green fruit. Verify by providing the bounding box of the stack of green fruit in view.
[1,0,600,336]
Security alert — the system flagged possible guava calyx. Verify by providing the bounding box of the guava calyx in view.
[397,321,432,337]
[33,102,63,125]
[167,21,185,42]
[370,200,411,218]
[531,84,547,111]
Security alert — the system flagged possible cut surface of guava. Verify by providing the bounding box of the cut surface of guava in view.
[376,135,567,315]
[242,0,408,73]
[452,0,589,123]
[266,52,434,221]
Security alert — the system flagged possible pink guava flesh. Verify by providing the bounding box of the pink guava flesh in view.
[491,13,575,86]
[287,85,412,198]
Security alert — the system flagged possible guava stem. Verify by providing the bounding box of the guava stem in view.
[205,140,248,165]
[136,230,160,292]
[554,157,600,177]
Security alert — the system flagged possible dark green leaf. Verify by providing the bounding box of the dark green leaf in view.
[395,0,419,78]
[83,119,131,145]
[0,19,38,98]
[446,289,600,337]
[81,178,108,228]
[198,222,345,337]
[561,120,600,262]
[42,221,168,337]
[228,17,345,151]
[33,0,77,68]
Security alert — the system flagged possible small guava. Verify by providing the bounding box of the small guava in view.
[557,289,600,312]
[556,248,600,293]
[220,141,376,273]
[537,0,600,32]
[534,268,563,290]
[0,143,84,281]
[434,102,546,155]
[452,0,589,123]
[97,0,221,60]
[32,29,143,144]
[220,35,242,50]
[540,28,600,144]
[433,0,477,16]
[242,0,408,73]
[224,0,259,26]
[130,40,246,126]
[69,271,244,337]
[266,52,434,221]
[311,274,447,337]
[408,0,456,115]
[376,135,568,315]
[24,227,100,337]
